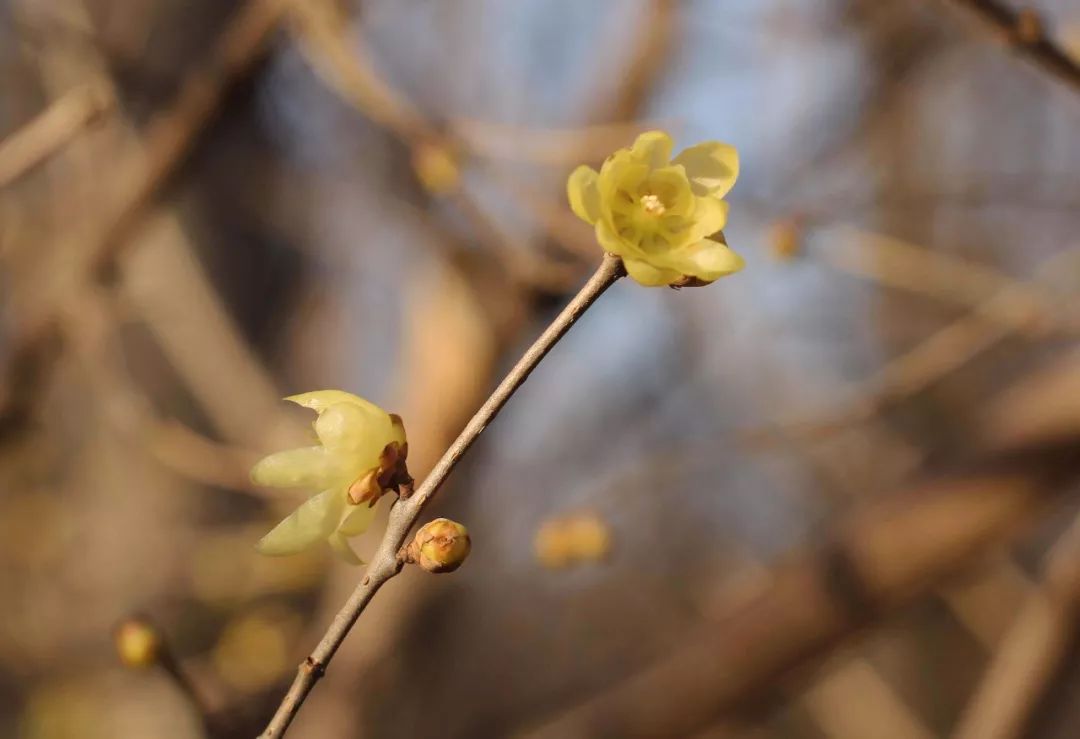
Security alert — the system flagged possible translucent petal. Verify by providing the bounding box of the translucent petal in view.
[256,487,346,556]
[687,197,729,241]
[597,151,649,203]
[338,503,377,537]
[595,219,637,259]
[567,166,601,224]
[250,446,347,489]
[315,402,392,462]
[623,257,681,287]
[672,142,739,199]
[629,130,674,169]
[285,390,384,417]
[671,239,745,282]
[327,533,363,565]
[643,165,694,216]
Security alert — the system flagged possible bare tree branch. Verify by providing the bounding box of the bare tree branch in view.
[934,0,1080,97]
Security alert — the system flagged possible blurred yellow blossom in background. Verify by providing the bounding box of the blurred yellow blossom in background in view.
[534,511,612,569]
[250,390,410,564]
[567,130,743,286]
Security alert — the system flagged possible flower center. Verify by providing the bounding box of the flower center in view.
[640,193,665,216]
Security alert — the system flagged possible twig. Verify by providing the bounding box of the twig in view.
[0,0,289,440]
[740,243,1080,447]
[259,254,625,738]
[0,81,113,188]
[520,434,1080,738]
[952,508,1080,739]
[934,0,1080,97]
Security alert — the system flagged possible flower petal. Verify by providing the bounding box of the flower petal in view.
[256,487,346,556]
[644,165,694,216]
[285,390,383,417]
[250,446,347,489]
[623,257,682,287]
[315,402,392,461]
[687,196,729,241]
[630,130,674,169]
[567,166,601,224]
[671,238,745,282]
[597,151,648,203]
[673,142,739,199]
[338,503,377,537]
[327,533,363,565]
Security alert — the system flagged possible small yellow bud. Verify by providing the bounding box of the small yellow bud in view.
[412,140,461,195]
[114,617,162,669]
[404,518,471,573]
[534,512,612,570]
[768,217,803,262]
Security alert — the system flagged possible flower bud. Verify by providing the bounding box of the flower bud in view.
[412,140,460,195]
[114,616,162,669]
[404,518,471,573]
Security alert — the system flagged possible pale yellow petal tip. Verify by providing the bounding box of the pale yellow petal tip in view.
[284,389,365,413]
[567,165,600,224]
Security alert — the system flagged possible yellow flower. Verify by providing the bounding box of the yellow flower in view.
[567,130,744,286]
[251,390,410,564]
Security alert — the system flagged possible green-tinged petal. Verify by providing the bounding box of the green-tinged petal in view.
[686,197,729,241]
[624,257,681,287]
[672,238,745,282]
[596,219,636,259]
[256,487,346,556]
[285,390,383,417]
[567,166,601,224]
[630,131,674,169]
[327,533,363,565]
[338,503,377,537]
[597,151,648,203]
[673,142,739,198]
[251,446,348,489]
[315,402,392,461]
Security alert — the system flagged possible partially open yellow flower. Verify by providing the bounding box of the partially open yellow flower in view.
[251,390,410,564]
[567,130,743,286]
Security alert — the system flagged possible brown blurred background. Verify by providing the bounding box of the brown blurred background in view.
[2,0,1080,737]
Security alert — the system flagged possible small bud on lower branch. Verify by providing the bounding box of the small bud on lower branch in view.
[403,518,471,573]
[115,616,163,669]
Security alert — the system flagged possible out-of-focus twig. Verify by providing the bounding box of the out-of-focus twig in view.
[934,0,1080,97]
[952,510,1080,739]
[258,255,625,738]
[450,117,671,166]
[741,241,1079,446]
[819,229,1078,331]
[0,81,113,188]
[521,433,1080,739]
[287,1,433,143]
[0,0,291,440]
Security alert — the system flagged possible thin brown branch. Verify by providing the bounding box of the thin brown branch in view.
[0,81,113,188]
[258,254,625,738]
[935,0,1080,97]
[521,435,1080,739]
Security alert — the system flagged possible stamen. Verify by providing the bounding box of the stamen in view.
[640,193,665,216]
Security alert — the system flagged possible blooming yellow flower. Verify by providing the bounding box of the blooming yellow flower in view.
[567,130,743,286]
[251,390,410,564]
